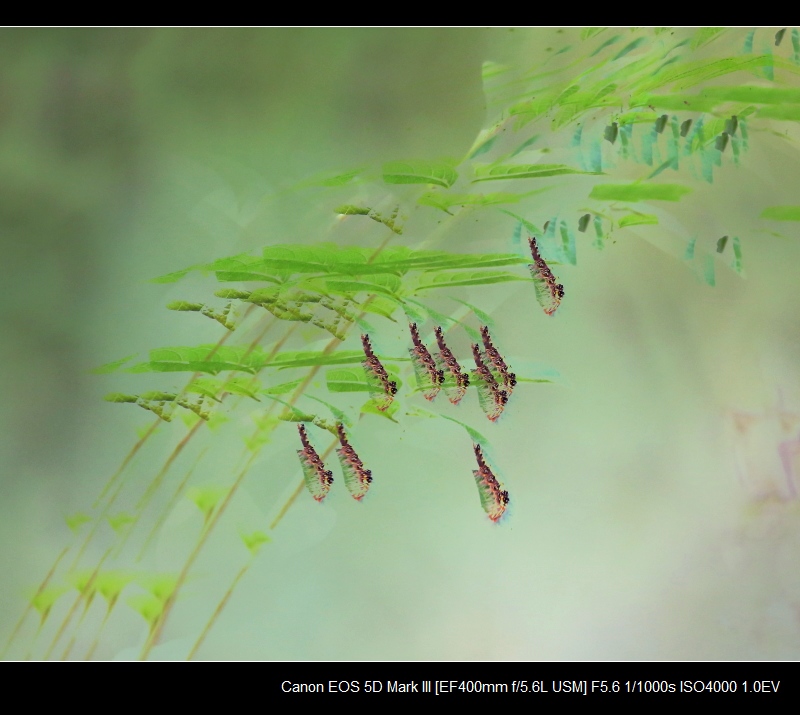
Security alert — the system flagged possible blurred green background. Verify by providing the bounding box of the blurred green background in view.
[2,28,800,660]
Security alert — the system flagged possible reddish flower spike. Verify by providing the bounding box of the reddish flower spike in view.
[471,344,508,422]
[472,444,510,522]
[433,326,470,405]
[480,325,516,397]
[335,423,373,501]
[297,424,333,502]
[528,236,564,316]
[361,334,397,411]
[408,323,444,401]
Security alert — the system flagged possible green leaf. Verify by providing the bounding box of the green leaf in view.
[138,574,179,603]
[498,209,544,239]
[691,28,726,50]
[271,350,372,370]
[632,93,720,112]
[684,237,697,261]
[473,163,600,182]
[107,513,135,534]
[126,345,270,375]
[127,594,164,628]
[65,513,91,534]
[186,377,225,401]
[449,298,494,327]
[95,571,136,603]
[224,376,263,400]
[103,392,139,404]
[618,213,659,228]
[382,161,457,188]
[326,368,372,393]
[91,354,138,375]
[439,414,490,446]
[415,270,529,291]
[31,586,69,619]
[641,55,780,93]
[361,396,400,422]
[703,254,716,287]
[334,204,370,216]
[68,570,96,596]
[760,206,800,221]
[304,394,353,427]
[188,485,228,520]
[262,378,304,395]
[589,183,692,202]
[756,105,800,121]
[589,34,622,57]
[418,188,551,212]
[241,530,271,556]
[612,37,647,60]
[314,168,365,187]
[166,301,203,312]
[731,236,744,275]
[509,134,540,157]
[699,85,800,104]
[359,295,398,321]
[581,27,606,40]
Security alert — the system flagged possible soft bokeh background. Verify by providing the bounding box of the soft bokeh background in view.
[2,28,800,660]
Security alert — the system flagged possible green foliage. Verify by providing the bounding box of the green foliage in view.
[760,206,800,221]
[30,27,800,662]
[65,513,91,534]
[589,183,692,202]
[382,160,458,188]
[241,531,271,556]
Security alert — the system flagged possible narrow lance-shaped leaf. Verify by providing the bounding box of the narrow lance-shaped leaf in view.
[589,183,692,202]
[382,161,457,188]
[472,163,601,182]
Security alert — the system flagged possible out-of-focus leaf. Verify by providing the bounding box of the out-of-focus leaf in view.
[589,183,692,202]
[761,206,800,221]
[618,213,659,228]
[382,161,457,188]
[473,163,600,182]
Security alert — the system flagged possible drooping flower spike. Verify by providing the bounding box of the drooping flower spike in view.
[471,344,508,422]
[360,334,397,411]
[528,235,564,316]
[409,323,445,401]
[297,424,334,502]
[336,423,373,501]
[480,325,516,397]
[433,326,470,405]
[472,444,510,523]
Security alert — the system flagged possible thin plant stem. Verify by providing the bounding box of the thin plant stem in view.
[0,547,68,659]
[90,309,252,511]
[83,601,116,661]
[133,319,294,561]
[186,560,250,661]
[270,437,339,530]
[139,335,344,659]
[43,548,111,660]
[136,448,208,561]
[59,592,97,660]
